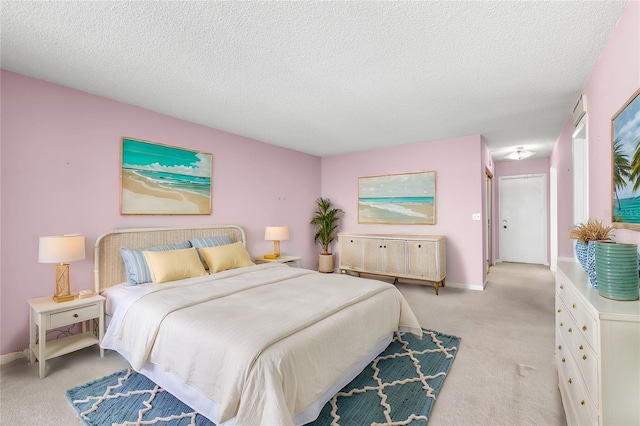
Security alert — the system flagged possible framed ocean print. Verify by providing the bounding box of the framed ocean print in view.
[120,137,212,215]
[611,88,640,229]
[358,171,436,224]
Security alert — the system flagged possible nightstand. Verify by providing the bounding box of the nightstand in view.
[28,294,105,378]
[254,255,301,268]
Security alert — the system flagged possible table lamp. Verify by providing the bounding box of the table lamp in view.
[38,234,86,302]
[264,226,289,258]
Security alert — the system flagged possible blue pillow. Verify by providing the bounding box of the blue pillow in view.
[121,241,191,285]
[188,236,230,248]
[189,236,231,268]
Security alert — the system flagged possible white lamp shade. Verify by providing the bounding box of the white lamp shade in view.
[264,226,289,241]
[38,234,86,264]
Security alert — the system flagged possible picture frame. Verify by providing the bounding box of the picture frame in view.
[358,171,436,224]
[120,137,212,215]
[611,88,640,229]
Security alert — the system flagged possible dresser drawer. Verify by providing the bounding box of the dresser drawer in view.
[49,303,99,328]
[572,334,599,407]
[566,293,599,351]
[557,343,599,426]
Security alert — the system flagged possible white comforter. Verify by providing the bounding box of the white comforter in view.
[102,263,421,425]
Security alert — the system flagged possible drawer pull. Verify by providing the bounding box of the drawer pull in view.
[558,345,562,350]
[562,357,566,363]
[579,345,583,350]
[568,328,573,333]
[560,285,564,289]
[560,322,564,327]
[572,303,577,309]
[557,308,562,313]
[583,355,587,360]
[568,378,572,384]
[580,400,585,406]
[73,313,79,318]
[582,325,587,331]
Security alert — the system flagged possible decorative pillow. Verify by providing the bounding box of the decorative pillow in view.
[143,247,207,284]
[189,236,231,268]
[120,241,191,285]
[199,241,255,273]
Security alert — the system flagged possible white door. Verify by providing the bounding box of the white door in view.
[499,174,547,264]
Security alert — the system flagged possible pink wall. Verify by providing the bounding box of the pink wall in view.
[551,120,576,259]
[0,71,321,354]
[552,1,640,254]
[321,135,488,289]
[494,157,551,264]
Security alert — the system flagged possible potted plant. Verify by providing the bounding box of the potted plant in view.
[569,219,614,287]
[310,197,344,273]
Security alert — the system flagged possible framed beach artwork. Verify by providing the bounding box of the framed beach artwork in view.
[120,137,212,215]
[358,171,436,224]
[611,88,640,229]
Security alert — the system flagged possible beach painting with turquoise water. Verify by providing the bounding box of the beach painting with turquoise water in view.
[120,138,212,214]
[359,171,436,224]
[612,89,640,227]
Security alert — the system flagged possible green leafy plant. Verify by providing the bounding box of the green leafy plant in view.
[310,197,344,254]
[569,219,614,243]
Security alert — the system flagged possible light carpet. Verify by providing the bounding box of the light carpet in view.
[66,328,459,426]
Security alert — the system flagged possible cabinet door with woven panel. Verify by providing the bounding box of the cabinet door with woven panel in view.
[407,240,439,280]
[362,239,386,273]
[384,239,406,276]
[339,236,363,270]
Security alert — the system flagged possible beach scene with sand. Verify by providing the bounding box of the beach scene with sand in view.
[359,172,435,224]
[121,138,212,214]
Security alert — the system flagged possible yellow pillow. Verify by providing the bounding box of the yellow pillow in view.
[199,242,255,273]
[143,247,207,284]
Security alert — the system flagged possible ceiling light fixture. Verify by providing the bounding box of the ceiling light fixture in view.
[504,147,535,161]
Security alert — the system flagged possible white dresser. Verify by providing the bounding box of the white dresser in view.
[555,261,640,425]
[338,234,446,294]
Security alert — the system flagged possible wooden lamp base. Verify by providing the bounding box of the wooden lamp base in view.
[53,263,74,303]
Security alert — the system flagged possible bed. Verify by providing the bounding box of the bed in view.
[96,225,422,425]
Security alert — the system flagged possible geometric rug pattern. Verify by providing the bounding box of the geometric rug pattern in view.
[66,328,460,426]
[309,329,460,426]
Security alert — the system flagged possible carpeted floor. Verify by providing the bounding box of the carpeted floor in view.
[0,262,565,426]
[65,329,459,426]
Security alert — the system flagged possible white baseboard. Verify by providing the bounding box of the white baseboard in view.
[557,256,575,263]
[1,349,29,365]
[445,281,484,291]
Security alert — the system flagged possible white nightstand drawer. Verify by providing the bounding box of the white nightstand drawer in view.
[50,304,99,328]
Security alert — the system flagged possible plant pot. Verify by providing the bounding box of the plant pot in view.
[595,242,639,301]
[318,253,335,273]
[575,241,589,271]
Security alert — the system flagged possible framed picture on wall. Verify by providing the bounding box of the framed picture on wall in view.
[120,137,212,215]
[611,88,640,229]
[358,171,436,224]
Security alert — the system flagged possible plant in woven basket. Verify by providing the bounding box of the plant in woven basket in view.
[569,219,614,243]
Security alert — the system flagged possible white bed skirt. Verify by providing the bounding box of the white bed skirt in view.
[138,332,394,425]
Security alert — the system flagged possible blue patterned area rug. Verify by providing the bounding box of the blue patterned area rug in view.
[66,328,460,426]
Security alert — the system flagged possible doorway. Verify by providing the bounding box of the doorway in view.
[499,174,547,264]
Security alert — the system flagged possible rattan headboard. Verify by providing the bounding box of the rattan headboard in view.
[94,225,246,293]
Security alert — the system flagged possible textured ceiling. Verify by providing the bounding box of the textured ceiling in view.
[0,1,628,160]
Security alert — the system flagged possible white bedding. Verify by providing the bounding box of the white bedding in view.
[102,263,421,425]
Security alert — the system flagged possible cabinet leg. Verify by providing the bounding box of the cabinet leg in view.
[434,282,440,295]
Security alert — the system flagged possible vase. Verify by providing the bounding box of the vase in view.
[585,241,598,288]
[575,241,589,271]
[595,242,639,301]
